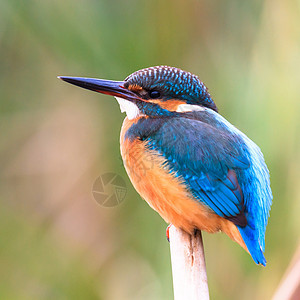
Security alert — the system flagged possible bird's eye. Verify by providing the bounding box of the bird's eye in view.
[149,90,160,99]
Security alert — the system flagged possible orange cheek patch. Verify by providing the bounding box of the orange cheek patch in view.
[149,99,186,111]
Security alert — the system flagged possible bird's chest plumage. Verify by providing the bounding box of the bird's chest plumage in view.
[119,116,240,237]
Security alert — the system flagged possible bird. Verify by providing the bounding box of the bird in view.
[59,65,272,266]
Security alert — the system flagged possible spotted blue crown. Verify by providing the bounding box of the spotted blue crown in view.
[124,66,218,111]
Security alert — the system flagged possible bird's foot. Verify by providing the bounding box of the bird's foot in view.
[166,224,172,242]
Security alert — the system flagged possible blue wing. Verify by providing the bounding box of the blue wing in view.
[125,111,272,265]
[144,117,251,226]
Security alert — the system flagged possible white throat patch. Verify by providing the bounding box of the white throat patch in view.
[115,97,141,120]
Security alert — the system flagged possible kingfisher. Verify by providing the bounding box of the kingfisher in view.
[59,66,272,266]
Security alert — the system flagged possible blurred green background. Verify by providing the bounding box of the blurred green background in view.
[1,0,299,299]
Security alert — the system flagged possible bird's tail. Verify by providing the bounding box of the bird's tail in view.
[238,225,266,266]
[221,220,266,266]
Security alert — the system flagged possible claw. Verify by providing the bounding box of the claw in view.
[166,224,172,242]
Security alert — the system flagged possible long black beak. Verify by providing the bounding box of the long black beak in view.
[58,76,139,102]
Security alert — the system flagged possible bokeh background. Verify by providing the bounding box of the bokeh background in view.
[1,0,300,299]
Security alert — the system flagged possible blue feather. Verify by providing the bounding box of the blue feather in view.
[126,108,272,265]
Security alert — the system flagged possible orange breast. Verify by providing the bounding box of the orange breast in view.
[120,117,247,252]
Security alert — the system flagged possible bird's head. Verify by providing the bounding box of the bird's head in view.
[59,66,217,119]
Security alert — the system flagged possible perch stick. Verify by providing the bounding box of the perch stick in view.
[169,225,209,300]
